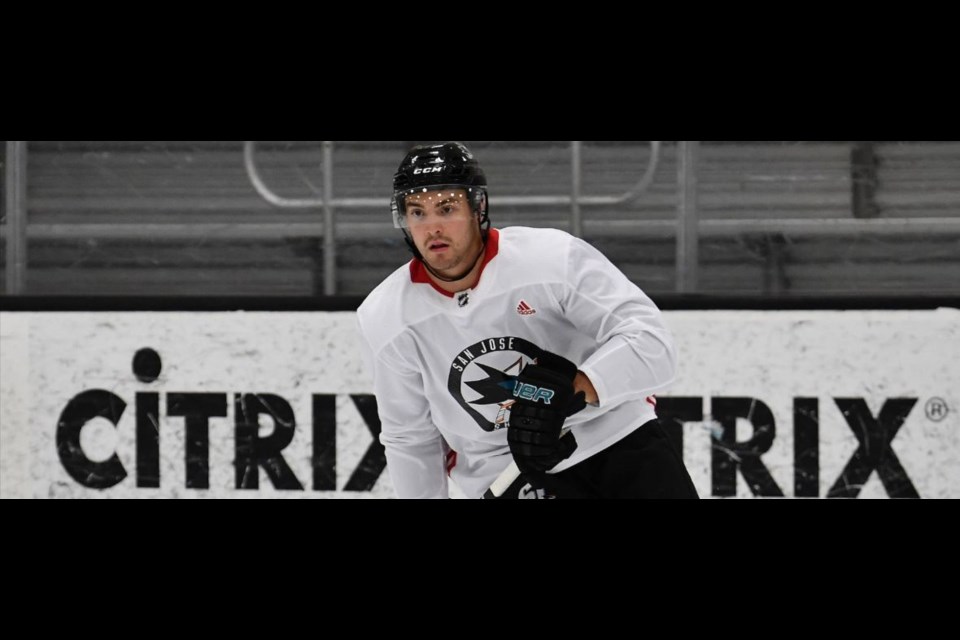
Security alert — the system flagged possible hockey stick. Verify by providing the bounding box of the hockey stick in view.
[482,427,572,499]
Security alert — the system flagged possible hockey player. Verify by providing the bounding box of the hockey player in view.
[357,142,698,499]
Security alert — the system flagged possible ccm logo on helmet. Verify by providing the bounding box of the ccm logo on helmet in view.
[413,167,444,175]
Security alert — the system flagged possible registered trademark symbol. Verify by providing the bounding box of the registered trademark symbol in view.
[925,397,949,422]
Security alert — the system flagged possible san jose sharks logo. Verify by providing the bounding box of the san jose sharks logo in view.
[447,336,554,432]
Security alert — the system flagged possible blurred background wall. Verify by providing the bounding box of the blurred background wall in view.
[4,141,958,299]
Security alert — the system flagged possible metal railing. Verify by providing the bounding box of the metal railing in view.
[243,141,662,294]
[4,141,28,295]
[4,141,960,297]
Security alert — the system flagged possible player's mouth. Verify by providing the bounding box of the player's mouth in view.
[428,241,450,253]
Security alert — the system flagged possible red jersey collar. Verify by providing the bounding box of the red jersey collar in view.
[409,228,500,298]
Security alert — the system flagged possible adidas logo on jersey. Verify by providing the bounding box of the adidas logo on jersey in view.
[516,300,536,316]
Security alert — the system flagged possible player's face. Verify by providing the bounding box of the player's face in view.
[404,188,483,276]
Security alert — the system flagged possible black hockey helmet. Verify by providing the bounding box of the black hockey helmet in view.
[391,142,489,229]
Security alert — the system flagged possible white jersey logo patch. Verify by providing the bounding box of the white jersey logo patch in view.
[447,336,548,432]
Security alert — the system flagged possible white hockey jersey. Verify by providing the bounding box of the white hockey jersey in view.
[357,227,677,499]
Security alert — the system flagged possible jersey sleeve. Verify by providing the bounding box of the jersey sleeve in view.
[561,236,678,409]
[357,318,449,499]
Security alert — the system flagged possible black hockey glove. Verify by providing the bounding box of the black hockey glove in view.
[507,351,587,475]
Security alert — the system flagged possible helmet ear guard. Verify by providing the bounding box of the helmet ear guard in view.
[474,190,488,225]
